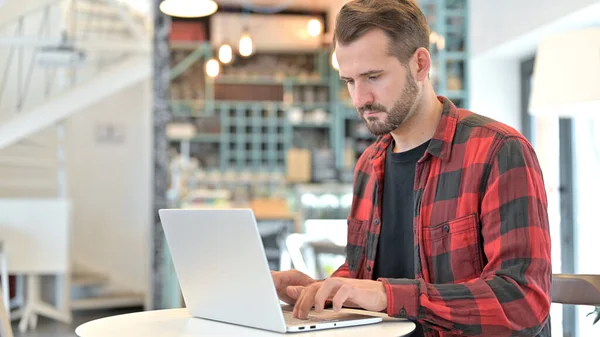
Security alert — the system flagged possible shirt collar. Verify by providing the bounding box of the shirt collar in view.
[370,96,458,162]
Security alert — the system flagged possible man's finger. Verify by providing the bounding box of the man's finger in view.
[292,287,306,318]
[331,284,352,311]
[295,285,314,319]
[313,279,340,312]
[295,283,320,319]
[272,275,280,288]
[286,286,304,299]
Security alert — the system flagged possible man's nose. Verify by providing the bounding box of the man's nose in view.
[352,83,374,109]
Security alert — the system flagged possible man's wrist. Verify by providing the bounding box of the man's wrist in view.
[378,280,389,312]
[377,278,420,318]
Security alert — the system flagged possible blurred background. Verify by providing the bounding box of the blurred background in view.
[0,0,598,336]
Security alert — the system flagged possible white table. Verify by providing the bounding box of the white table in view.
[76,308,416,337]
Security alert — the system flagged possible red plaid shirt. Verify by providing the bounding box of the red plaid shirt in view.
[332,97,552,336]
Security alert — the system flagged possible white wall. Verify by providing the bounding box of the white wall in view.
[470,0,600,57]
[468,0,600,132]
[66,80,152,293]
[0,128,59,197]
[468,57,522,130]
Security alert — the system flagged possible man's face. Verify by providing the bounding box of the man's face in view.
[336,29,420,136]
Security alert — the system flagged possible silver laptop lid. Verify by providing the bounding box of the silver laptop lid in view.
[159,208,287,333]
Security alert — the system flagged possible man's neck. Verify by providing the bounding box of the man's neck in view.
[390,90,443,153]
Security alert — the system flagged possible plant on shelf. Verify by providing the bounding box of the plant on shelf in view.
[588,306,600,325]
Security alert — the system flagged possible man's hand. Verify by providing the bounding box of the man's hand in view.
[271,269,316,305]
[287,277,388,319]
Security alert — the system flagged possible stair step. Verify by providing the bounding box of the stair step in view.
[0,155,57,169]
[71,291,145,310]
[71,272,110,287]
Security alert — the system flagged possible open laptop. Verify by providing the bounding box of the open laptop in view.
[158,208,383,333]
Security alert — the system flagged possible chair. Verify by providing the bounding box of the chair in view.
[285,233,346,279]
[0,240,14,337]
[551,274,600,306]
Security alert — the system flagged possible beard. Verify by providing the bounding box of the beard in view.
[358,71,419,136]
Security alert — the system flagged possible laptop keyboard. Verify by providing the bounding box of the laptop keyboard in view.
[283,310,346,326]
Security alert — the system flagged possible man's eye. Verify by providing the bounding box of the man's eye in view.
[344,80,354,85]
[368,75,379,81]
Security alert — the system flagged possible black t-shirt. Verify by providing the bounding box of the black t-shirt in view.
[373,140,429,337]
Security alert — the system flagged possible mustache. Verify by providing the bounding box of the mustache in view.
[359,104,387,114]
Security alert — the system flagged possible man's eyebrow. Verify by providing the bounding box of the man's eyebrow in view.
[339,70,384,81]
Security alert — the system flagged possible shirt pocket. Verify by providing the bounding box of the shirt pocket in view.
[346,217,369,277]
[423,213,483,284]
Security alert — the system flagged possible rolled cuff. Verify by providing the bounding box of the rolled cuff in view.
[378,278,420,319]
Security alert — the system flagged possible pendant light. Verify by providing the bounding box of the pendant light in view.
[218,43,233,64]
[159,0,218,18]
[239,28,254,57]
[205,58,220,78]
[307,18,322,37]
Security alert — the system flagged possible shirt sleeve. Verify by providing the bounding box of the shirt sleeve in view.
[379,137,552,336]
[331,261,350,278]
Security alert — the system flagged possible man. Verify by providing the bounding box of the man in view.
[271,0,552,336]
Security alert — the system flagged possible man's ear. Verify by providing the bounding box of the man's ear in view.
[412,47,432,82]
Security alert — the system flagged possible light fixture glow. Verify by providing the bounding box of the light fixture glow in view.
[429,31,446,50]
[331,51,339,71]
[307,19,322,37]
[159,0,218,18]
[218,43,233,64]
[205,58,220,78]
[239,30,254,57]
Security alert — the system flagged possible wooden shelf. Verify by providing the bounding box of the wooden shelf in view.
[291,122,331,128]
[169,41,206,50]
[215,76,327,86]
[169,134,221,142]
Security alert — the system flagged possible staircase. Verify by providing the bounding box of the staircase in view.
[0,129,59,198]
[0,0,151,149]
[70,266,145,311]
[0,0,152,316]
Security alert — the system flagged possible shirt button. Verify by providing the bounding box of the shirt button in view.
[374,218,380,225]
[443,224,450,232]
[400,308,407,316]
[366,266,371,272]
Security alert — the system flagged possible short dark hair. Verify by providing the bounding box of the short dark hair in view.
[333,0,430,64]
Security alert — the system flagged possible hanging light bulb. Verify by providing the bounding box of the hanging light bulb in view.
[239,29,254,57]
[331,51,339,71]
[159,0,218,18]
[307,19,322,37]
[205,58,220,78]
[429,31,446,50]
[218,43,233,64]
